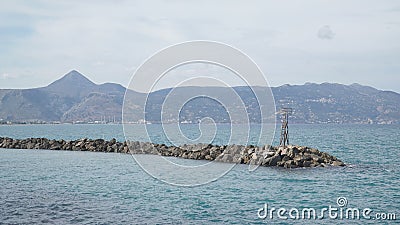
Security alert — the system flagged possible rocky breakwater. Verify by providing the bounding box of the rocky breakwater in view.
[0,137,345,168]
[0,137,130,153]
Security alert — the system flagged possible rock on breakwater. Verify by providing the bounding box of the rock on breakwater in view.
[0,137,345,168]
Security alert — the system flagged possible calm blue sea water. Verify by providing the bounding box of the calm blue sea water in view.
[0,124,399,224]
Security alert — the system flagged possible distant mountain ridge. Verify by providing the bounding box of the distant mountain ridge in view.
[0,70,399,124]
[0,70,130,123]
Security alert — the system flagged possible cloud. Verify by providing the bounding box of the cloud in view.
[1,73,18,79]
[0,1,399,92]
[317,25,335,40]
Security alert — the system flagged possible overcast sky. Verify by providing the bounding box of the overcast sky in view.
[1,0,399,92]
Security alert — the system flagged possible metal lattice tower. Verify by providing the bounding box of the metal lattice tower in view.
[279,108,293,148]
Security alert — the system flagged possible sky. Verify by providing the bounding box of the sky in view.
[0,0,400,92]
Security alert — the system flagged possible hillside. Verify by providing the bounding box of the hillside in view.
[0,71,399,124]
[0,70,143,123]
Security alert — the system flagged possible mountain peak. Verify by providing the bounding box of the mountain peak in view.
[43,70,97,98]
[64,69,82,77]
[53,70,95,85]
[47,70,95,88]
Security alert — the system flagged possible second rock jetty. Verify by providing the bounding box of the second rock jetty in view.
[0,137,345,168]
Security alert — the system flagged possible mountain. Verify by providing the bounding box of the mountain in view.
[141,84,400,124]
[0,70,143,123]
[43,70,98,98]
[0,70,399,124]
[272,83,400,124]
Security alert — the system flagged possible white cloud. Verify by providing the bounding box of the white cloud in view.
[0,0,399,92]
[317,25,335,40]
[1,73,18,79]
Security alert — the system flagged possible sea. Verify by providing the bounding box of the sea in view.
[0,124,399,224]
